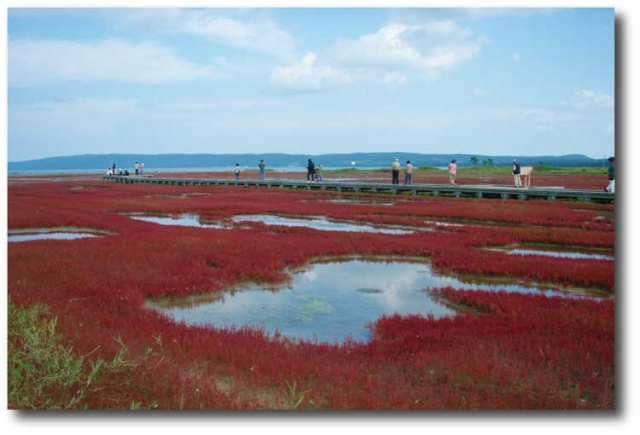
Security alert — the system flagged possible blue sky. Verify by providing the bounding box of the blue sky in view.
[7,6,615,162]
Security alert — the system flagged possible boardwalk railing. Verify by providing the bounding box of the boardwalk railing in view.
[103,175,615,203]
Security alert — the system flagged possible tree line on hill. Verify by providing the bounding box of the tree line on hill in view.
[8,152,607,172]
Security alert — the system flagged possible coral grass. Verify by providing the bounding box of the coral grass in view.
[7,175,615,409]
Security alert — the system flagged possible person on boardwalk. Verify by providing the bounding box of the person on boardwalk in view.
[134,161,139,175]
[605,157,615,193]
[391,158,401,184]
[234,163,241,181]
[315,164,323,182]
[404,160,414,185]
[258,159,266,181]
[139,162,145,175]
[512,159,522,188]
[307,159,316,182]
[448,159,457,185]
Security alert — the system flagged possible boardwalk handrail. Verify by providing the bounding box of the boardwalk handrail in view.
[103,175,615,203]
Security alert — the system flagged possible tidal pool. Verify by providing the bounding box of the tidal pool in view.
[7,227,110,242]
[147,258,596,344]
[231,215,414,234]
[129,213,227,229]
[126,213,416,234]
[319,198,395,206]
[507,249,613,261]
[484,245,614,261]
[8,233,101,242]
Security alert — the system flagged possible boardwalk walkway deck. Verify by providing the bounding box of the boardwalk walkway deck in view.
[104,175,614,203]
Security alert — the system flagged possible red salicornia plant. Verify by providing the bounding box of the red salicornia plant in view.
[7,176,615,409]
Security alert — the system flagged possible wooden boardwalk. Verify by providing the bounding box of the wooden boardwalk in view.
[104,175,615,203]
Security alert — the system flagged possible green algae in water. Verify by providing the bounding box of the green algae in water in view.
[357,288,384,294]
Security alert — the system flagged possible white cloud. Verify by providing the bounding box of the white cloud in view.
[9,38,215,87]
[570,89,614,108]
[382,71,409,85]
[269,19,487,91]
[10,98,143,130]
[187,14,294,58]
[270,52,353,91]
[120,9,295,58]
[331,20,488,79]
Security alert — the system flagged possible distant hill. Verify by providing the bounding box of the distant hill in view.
[7,152,605,172]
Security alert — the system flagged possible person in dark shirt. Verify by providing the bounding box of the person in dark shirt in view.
[605,157,615,193]
[307,159,316,182]
[512,159,522,188]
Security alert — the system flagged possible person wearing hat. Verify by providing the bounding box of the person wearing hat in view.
[605,157,615,193]
[512,159,522,188]
[391,158,401,184]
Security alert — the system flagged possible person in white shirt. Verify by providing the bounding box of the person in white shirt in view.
[404,161,414,185]
[391,158,401,184]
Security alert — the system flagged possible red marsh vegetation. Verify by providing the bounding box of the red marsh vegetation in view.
[7,174,614,409]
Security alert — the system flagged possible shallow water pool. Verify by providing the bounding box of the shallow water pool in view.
[148,258,596,344]
[129,213,226,229]
[231,215,415,234]
[8,232,101,242]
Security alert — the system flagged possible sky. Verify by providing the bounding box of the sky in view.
[6,5,616,162]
